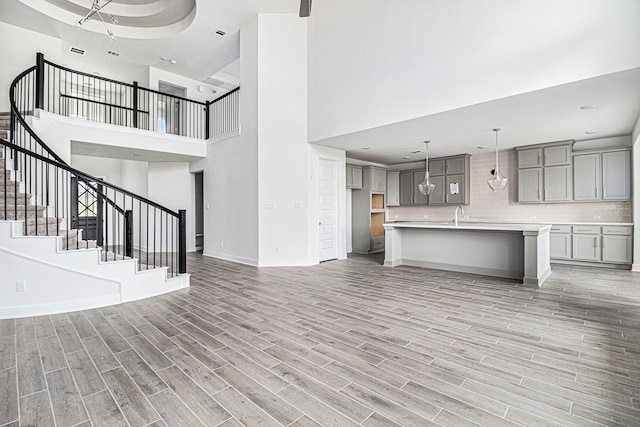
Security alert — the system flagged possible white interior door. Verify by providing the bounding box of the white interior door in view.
[319,159,338,262]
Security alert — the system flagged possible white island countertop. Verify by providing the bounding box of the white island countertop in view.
[383,221,552,234]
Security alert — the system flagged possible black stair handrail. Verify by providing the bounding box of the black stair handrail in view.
[7,60,187,275]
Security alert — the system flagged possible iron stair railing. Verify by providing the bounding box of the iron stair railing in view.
[5,56,188,276]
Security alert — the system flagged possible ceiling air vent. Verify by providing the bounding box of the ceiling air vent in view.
[106,50,120,57]
[69,46,86,55]
[215,29,226,37]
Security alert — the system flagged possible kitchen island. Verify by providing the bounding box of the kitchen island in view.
[384,221,552,286]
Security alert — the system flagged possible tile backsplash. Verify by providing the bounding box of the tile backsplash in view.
[387,150,632,223]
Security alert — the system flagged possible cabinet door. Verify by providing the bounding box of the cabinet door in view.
[572,234,600,261]
[370,168,385,191]
[518,168,543,202]
[573,154,600,201]
[518,148,543,168]
[602,150,631,200]
[445,174,465,204]
[351,166,363,189]
[544,145,571,166]
[399,172,414,205]
[386,172,400,206]
[413,171,429,205]
[550,234,572,259]
[544,165,572,201]
[602,235,632,263]
[428,175,446,205]
[429,160,445,176]
[445,157,465,175]
[346,166,353,188]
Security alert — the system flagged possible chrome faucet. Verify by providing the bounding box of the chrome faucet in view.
[454,205,465,226]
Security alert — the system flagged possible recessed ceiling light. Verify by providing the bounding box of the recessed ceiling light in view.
[477,145,487,150]
[580,104,597,110]
[585,130,597,134]
[411,150,422,154]
[69,46,86,55]
[214,29,226,37]
[361,147,371,150]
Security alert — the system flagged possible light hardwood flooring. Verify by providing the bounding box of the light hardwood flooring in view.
[1,252,639,426]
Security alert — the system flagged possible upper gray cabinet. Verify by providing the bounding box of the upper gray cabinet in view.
[386,171,400,206]
[399,154,470,206]
[516,142,573,203]
[574,149,631,202]
[346,165,363,189]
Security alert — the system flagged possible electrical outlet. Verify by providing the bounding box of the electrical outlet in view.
[295,202,302,208]
[593,215,601,220]
[16,281,26,292]
[423,215,429,219]
[219,241,224,248]
[394,215,398,218]
[529,215,536,220]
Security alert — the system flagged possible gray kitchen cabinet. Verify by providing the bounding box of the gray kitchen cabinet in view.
[445,157,466,175]
[573,153,600,201]
[602,150,631,200]
[572,233,600,261]
[429,175,446,205]
[517,148,542,168]
[602,235,632,263]
[413,171,429,205]
[352,166,387,254]
[346,165,363,189]
[516,141,573,203]
[386,171,400,206]
[572,149,630,202]
[518,168,543,202]
[550,223,632,267]
[399,154,470,206]
[544,165,572,201]
[399,172,413,205]
[544,144,572,166]
[370,167,387,192]
[445,174,465,204]
[429,160,446,176]
[549,228,572,259]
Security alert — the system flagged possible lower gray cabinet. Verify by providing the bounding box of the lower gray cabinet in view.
[572,234,600,261]
[551,224,632,266]
[549,225,571,259]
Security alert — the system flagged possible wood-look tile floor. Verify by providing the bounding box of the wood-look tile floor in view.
[1,253,640,426]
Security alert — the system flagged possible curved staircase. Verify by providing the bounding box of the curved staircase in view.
[1,59,190,319]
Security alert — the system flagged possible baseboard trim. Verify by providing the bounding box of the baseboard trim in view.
[203,250,258,267]
[0,294,121,319]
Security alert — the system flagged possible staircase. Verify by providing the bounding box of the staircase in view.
[1,108,189,318]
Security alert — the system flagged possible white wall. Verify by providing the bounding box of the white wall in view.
[0,22,62,112]
[308,0,640,142]
[256,14,312,266]
[148,162,196,252]
[202,16,260,266]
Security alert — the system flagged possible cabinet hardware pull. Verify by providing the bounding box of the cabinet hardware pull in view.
[538,190,542,200]
[544,154,547,165]
[551,228,560,231]
[603,188,607,199]
[577,229,592,232]
[602,237,605,249]
[596,187,598,198]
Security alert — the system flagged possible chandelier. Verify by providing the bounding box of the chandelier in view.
[77,0,119,41]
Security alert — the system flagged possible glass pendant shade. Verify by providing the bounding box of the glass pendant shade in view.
[418,140,435,196]
[487,128,508,191]
[418,172,436,196]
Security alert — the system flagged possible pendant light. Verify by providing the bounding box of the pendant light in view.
[418,140,435,196]
[487,128,508,191]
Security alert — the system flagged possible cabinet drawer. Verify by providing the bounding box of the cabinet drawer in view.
[550,225,571,233]
[602,226,632,236]
[572,226,600,234]
[370,236,385,252]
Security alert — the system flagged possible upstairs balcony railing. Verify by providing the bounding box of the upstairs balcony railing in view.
[36,53,239,140]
